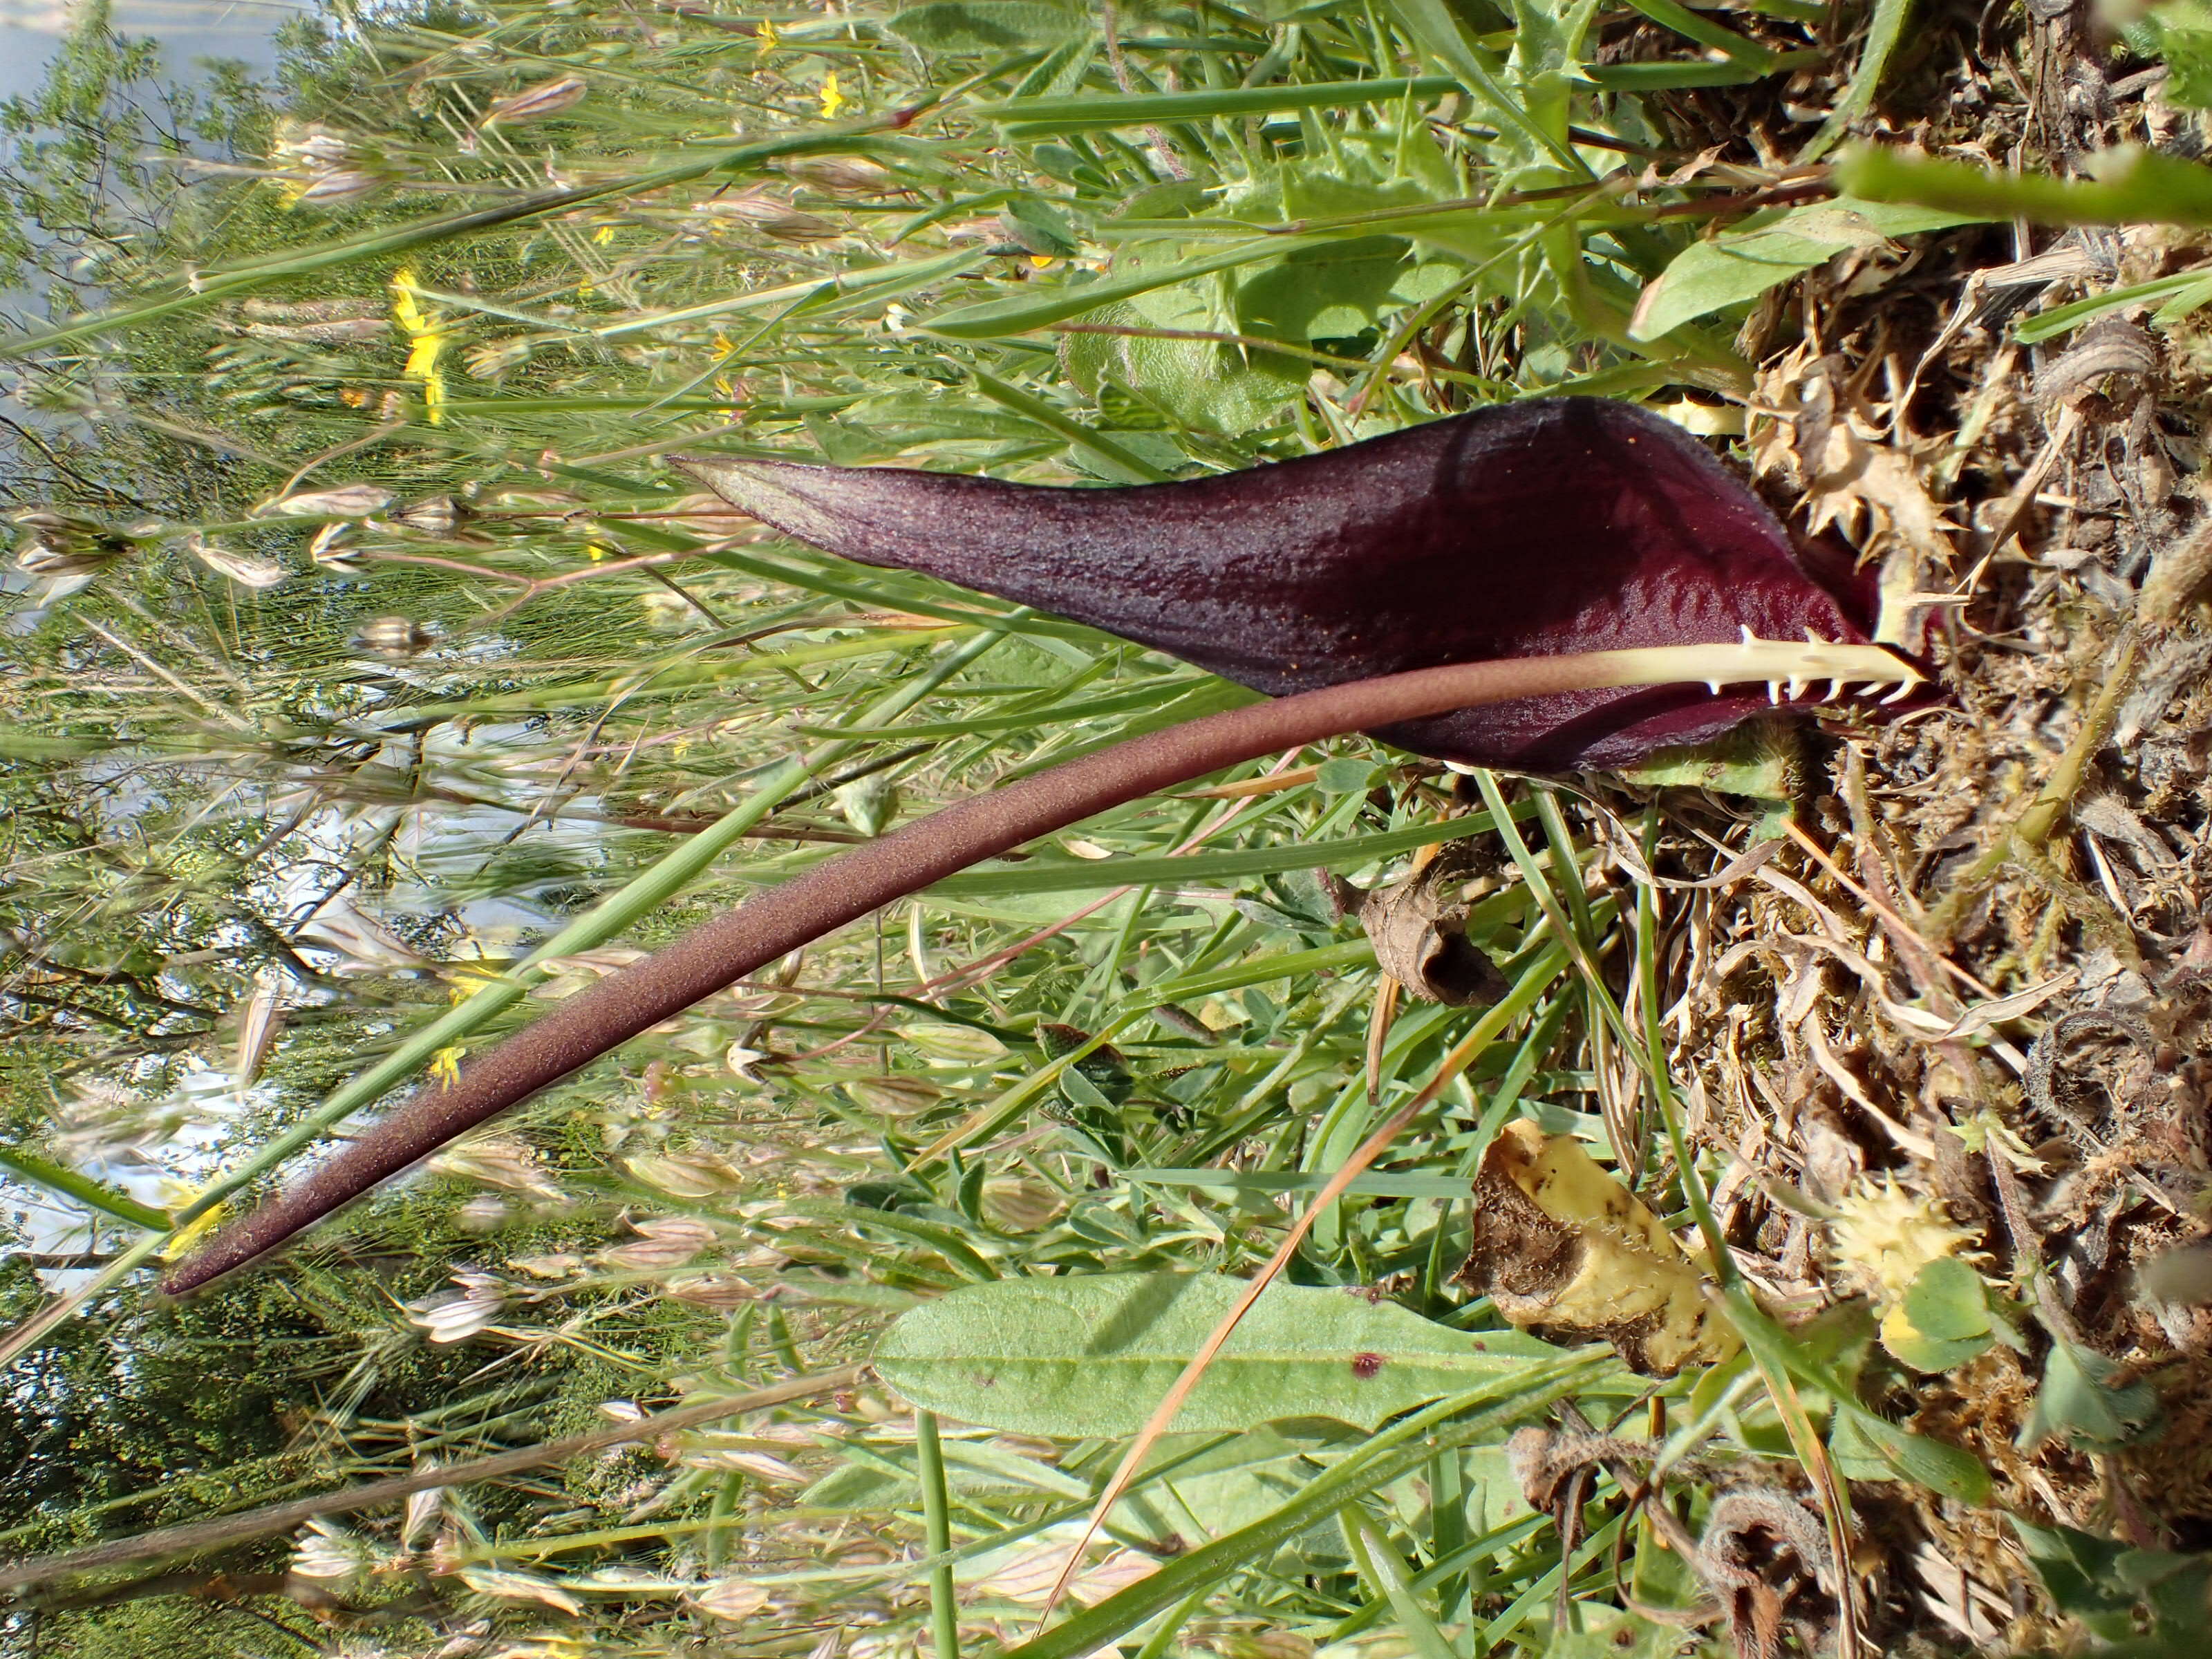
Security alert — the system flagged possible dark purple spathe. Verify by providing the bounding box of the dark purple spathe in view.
[678,397,1868,770]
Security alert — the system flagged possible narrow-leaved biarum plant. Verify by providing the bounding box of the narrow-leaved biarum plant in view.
[165,398,1919,1293]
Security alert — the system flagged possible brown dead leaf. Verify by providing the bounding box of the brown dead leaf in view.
[1347,841,1506,1006]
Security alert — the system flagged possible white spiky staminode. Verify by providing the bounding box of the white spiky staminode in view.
[1626,630,1922,706]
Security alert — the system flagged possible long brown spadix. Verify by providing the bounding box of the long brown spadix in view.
[162,639,1915,1292]
[675,397,1875,771]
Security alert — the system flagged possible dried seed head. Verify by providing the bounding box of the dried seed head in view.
[352,615,435,657]
[294,169,391,207]
[239,315,392,345]
[270,122,352,170]
[10,509,130,577]
[257,482,394,520]
[392,496,465,537]
[186,535,290,589]
[482,74,588,126]
[308,522,365,570]
[693,190,841,243]
[406,1271,506,1342]
[773,154,895,195]
[465,335,537,379]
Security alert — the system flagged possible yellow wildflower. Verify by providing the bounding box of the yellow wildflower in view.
[157,1180,225,1262]
[391,269,429,336]
[593,224,615,245]
[393,270,448,426]
[757,18,778,57]
[431,1046,467,1087]
[819,70,845,118]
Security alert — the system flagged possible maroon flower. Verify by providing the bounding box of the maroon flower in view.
[679,397,1873,770]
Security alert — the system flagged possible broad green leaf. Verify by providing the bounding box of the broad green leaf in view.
[1237,236,1465,341]
[1061,295,1304,435]
[2013,1517,2212,1647]
[1880,1258,1996,1372]
[1631,197,1988,339]
[1903,1257,1994,1342]
[886,1,1087,50]
[1877,1308,1990,1375]
[2019,1327,2162,1452]
[873,1271,1604,1435]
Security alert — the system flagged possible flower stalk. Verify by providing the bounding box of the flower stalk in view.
[163,635,1915,1293]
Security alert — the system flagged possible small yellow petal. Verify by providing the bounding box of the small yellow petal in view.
[391,268,429,337]
[593,224,615,245]
[757,18,778,57]
[161,1203,226,1262]
[819,70,845,118]
[431,1046,467,1087]
[1029,254,1054,270]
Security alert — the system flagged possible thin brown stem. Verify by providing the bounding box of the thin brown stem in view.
[164,642,1910,1292]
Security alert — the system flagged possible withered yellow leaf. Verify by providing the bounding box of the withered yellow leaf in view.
[1456,1121,1740,1376]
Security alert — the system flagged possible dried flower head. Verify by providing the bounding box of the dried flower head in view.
[482,74,588,126]
[10,509,131,578]
[352,615,435,657]
[1825,1175,1978,1306]
[256,482,394,520]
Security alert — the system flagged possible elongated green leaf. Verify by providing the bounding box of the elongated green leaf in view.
[928,805,1528,899]
[981,76,1458,135]
[1631,197,1989,339]
[1725,1288,1991,1503]
[1841,141,2212,229]
[2013,272,2212,344]
[0,1145,169,1230]
[874,1272,1603,1435]
[921,234,1335,338]
[1620,0,1774,66]
[1584,50,1821,92]
[1801,0,1911,162]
